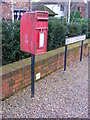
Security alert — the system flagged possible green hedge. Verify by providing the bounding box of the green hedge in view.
[2,21,30,66]
[2,18,89,66]
[88,19,90,38]
[47,18,88,50]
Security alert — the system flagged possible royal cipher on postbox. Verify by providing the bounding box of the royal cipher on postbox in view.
[20,11,48,55]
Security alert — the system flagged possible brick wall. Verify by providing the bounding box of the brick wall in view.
[1,3,12,20]
[1,40,89,100]
[1,2,29,20]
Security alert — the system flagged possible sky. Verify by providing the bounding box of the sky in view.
[84,0,87,3]
[34,0,87,3]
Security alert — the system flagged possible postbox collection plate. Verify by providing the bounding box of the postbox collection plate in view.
[39,32,44,48]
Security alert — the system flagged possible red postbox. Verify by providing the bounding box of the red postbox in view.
[20,11,48,55]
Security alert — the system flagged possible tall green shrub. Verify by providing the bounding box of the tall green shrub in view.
[53,24,68,49]
[2,20,30,66]
[67,23,82,37]
[70,10,81,23]
[88,19,90,38]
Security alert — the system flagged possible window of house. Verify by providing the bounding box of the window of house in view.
[78,7,80,11]
[80,7,82,12]
[60,5,64,11]
[14,10,26,20]
[78,7,82,12]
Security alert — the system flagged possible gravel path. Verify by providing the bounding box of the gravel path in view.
[1,57,88,118]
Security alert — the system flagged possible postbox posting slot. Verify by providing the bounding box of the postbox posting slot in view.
[37,17,48,21]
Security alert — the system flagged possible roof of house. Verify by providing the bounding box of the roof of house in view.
[77,2,86,7]
[36,0,64,3]
[71,2,86,9]
[32,4,58,16]
[36,0,64,5]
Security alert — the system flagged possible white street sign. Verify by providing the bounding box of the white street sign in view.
[65,35,86,45]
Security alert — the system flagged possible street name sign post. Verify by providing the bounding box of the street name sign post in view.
[64,34,86,71]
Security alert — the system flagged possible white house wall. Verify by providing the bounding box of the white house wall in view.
[45,4,64,17]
